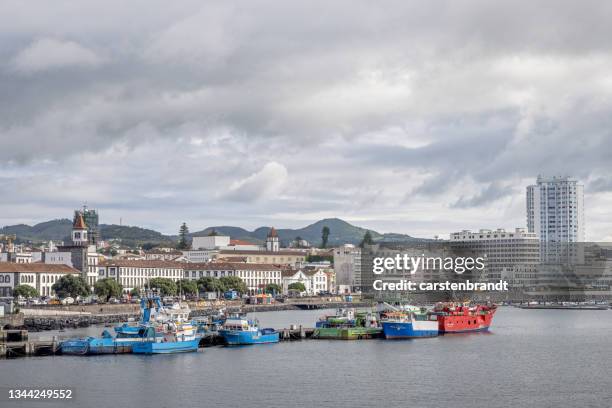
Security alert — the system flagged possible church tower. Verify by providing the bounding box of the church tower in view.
[266,227,279,252]
[72,213,88,246]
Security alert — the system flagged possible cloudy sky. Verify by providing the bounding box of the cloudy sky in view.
[2,1,612,239]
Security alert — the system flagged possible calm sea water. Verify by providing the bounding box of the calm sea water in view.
[2,307,612,408]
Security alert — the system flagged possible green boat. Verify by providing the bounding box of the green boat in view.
[313,309,382,340]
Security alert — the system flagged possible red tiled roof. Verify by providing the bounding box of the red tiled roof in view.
[73,213,87,230]
[219,249,306,256]
[100,260,183,268]
[229,239,255,246]
[185,262,282,271]
[0,262,80,274]
[267,227,278,238]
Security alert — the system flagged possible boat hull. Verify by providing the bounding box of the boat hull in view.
[437,309,496,333]
[313,327,382,340]
[382,321,439,339]
[219,329,280,345]
[60,337,149,355]
[131,338,200,354]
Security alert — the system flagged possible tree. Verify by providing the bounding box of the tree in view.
[178,279,198,296]
[177,222,190,250]
[359,231,374,248]
[197,277,222,293]
[288,282,306,292]
[219,276,248,294]
[264,283,282,295]
[94,278,123,302]
[321,226,330,248]
[52,275,90,299]
[148,277,177,296]
[293,236,303,248]
[130,287,141,297]
[13,285,39,298]
[306,254,334,264]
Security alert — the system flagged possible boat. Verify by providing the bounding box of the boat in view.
[433,303,497,333]
[218,315,279,345]
[313,308,382,340]
[381,308,439,339]
[60,326,162,355]
[132,321,200,354]
[60,294,195,355]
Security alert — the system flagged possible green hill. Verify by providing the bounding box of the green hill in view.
[3,217,424,248]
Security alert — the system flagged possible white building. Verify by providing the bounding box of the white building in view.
[527,176,585,263]
[98,260,184,293]
[281,267,330,295]
[191,235,230,250]
[450,228,540,282]
[527,176,585,242]
[281,269,311,294]
[333,244,362,293]
[181,249,218,263]
[0,263,81,297]
[98,260,282,295]
[183,262,282,295]
[265,227,280,252]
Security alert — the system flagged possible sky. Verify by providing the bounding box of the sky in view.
[1,1,612,239]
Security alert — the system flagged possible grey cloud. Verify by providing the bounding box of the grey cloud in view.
[2,1,612,238]
[452,183,516,209]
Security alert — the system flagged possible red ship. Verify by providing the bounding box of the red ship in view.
[433,303,497,333]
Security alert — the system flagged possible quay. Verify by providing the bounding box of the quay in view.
[1,326,317,358]
[0,329,61,358]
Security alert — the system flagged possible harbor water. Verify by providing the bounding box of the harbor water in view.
[2,307,612,408]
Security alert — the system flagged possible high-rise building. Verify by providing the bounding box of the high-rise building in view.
[526,176,585,242]
[526,176,585,263]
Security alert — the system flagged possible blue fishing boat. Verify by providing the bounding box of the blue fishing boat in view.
[61,294,192,355]
[60,326,161,355]
[218,316,279,345]
[381,308,439,339]
[132,321,200,354]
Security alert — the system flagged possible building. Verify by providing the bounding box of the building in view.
[76,205,100,246]
[183,262,282,294]
[527,176,585,261]
[181,249,218,263]
[144,249,183,261]
[0,263,81,297]
[281,267,330,295]
[266,227,280,252]
[97,260,282,295]
[98,260,184,293]
[450,228,540,282]
[227,239,260,251]
[333,244,362,293]
[281,269,311,294]
[218,249,306,266]
[191,234,230,250]
[0,252,32,263]
[55,213,100,286]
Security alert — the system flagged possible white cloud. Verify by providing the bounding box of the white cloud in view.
[225,162,289,202]
[11,38,104,73]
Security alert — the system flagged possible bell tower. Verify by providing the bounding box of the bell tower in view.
[266,227,279,252]
[72,213,88,246]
